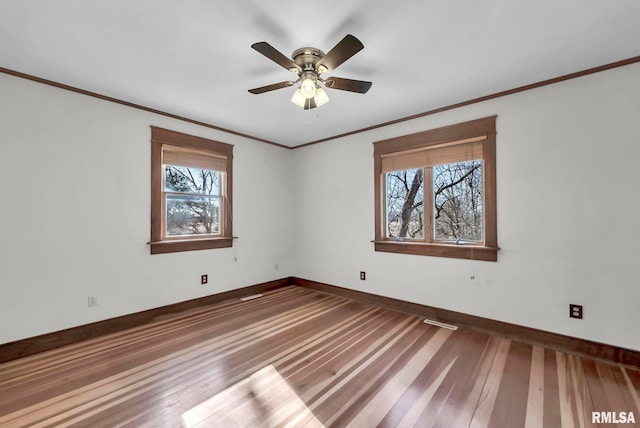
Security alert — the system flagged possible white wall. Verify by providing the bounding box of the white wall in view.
[0,73,295,344]
[292,62,640,351]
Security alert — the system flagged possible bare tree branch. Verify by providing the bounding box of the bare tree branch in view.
[434,163,480,198]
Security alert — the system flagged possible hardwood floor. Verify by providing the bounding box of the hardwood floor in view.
[1,286,639,427]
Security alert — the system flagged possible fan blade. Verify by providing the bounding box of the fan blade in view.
[316,34,364,72]
[251,42,301,72]
[324,77,372,94]
[304,97,317,110]
[248,81,295,94]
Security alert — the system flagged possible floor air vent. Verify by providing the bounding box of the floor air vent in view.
[423,318,458,330]
[240,294,264,301]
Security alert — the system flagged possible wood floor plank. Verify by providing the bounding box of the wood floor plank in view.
[304,318,423,424]
[468,337,511,428]
[557,353,597,428]
[620,368,640,417]
[419,329,498,427]
[1,285,638,428]
[342,327,451,427]
[446,334,503,428]
[543,348,562,427]
[376,326,476,427]
[488,340,532,427]
[584,359,618,417]
[524,345,545,428]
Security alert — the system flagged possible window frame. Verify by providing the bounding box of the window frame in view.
[373,116,498,261]
[150,126,233,254]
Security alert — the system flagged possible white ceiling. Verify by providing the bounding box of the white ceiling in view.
[1,1,639,147]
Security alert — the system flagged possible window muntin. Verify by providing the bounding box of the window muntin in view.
[373,116,497,261]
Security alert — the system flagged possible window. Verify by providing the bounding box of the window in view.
[373,116,498,261]
[386,160,483,242]
[150,127,233,254]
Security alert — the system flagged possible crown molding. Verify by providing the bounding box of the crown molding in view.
[3,55,639,151]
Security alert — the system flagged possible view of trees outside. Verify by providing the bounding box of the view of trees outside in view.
[386,168,424,239]
[164,165,220,236]
[386,160,483,242]
[433,160,482,242]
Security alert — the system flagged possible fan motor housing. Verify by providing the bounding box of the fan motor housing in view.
[292,47,325,71]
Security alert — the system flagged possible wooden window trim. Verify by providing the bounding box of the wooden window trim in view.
[373,116,498,261]
[150,126,233,255]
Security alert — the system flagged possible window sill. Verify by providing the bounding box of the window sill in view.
[149,237,234,254]
[373,240,498,262]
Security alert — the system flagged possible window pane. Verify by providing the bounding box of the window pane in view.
[385,169,424,239]
[433,160,483,242]
[164,165,219,195]
[166,195,220,236]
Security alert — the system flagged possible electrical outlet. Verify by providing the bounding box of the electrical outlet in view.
[201,274,208,285]
[360,271,366,280]
[569,304,583,319]
[88,295,98,307]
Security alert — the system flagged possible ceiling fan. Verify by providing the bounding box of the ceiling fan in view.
[248,34,372,110]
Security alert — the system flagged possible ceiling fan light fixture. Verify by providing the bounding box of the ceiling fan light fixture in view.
[291,88,306,107]
[300,78,317,99]
[315,88,329,106]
